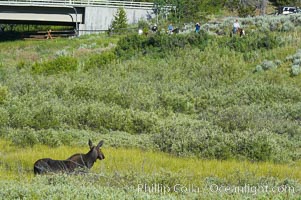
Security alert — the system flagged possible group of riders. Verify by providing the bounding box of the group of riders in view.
[139,19,243,36]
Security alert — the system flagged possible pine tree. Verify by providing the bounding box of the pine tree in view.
[110,8,128,34]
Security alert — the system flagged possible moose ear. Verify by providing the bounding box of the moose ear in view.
[88,139,93,148]
[97,140,104,148]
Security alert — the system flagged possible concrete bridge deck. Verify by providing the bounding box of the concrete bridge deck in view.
[0,0,158,34]
[0,0,155,9]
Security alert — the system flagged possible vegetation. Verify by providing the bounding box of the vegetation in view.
[109,8,128,34]
[1,13,301,199]
[151,0,301,22]
[1,140,300,199]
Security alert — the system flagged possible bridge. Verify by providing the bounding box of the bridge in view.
[0,0,157,35]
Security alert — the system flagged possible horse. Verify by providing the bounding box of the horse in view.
[33,139,105,174]
[230,27,245,37]
[167,27,180,35]
[172,27,180,34]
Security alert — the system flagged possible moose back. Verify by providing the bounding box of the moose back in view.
[34,140,105,174]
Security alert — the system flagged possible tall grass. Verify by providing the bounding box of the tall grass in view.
[0,139,300,199]
[1,138,301,184]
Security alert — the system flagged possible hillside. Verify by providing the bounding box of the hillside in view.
[0,14,301,198]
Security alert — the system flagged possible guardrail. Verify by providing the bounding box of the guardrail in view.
[0,0,155,9]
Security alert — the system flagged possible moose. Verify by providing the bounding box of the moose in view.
[34,139,105,174]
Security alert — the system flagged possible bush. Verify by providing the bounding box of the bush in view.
[32,56,78,75]
[224,33,282,53]
[158,92,195,114]
[137,19,149,30]
[282,21,294,32]
[254,60,278,72]
[232,130,292,162]
[8,101,34,128]
[237,5,256,17]
[115,34,145,59]
[152,117,232,159]
[289,49,301,76]
[255,65,263,72]
[261,60,277,70]
[84,51,116,71]
[7,127,39,147]
[69,82,99,101]
[115,32,211,59]
[152,117,293,162]
[0,107,9,127]
[31,103,62,129]
[0,85,8,104]
[71,103,158,134]
[291,65,301,76]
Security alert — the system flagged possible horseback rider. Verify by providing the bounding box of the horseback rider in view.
[168,24,173,34]
[151,24,158,32]
[233,19,240,34]
[195,22,201,33]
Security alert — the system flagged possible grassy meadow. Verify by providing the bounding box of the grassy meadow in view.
[1,14,301,199]
[1,139,301,199]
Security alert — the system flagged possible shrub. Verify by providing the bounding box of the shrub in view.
[158,92,195,114]
[152,116,293,162]
[212,104,299,136]
[225,33,282,53]
[35,129,96,147]
[255,65,263,72]
[7,101,34,128]
[285,49,301,76]
[0,85,8,104]
[7,127,39,147]
[291,65,301,76]
[84,51,116,71]
[293,59,301,65]
[232,130,292,162]
[31,103,62,129]
[32,56,78,75]
[261,60,277,70]
[152,117,232,159]
[72,103,158,134]
[16,60,27,70]
[237,5,256,17]
[115,32,211,59]
[137,19,149,30]
[69,82,99,100]
[282,21,294,32]
[115,34,145,59]
[0,107,9,127]
[55,49,69,57]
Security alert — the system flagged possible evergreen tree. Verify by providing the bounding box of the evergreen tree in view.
[110,8,128,33]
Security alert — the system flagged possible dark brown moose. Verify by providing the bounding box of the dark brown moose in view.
[34,140,105,174]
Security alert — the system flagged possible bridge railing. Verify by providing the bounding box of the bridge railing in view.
[0,0,155,9]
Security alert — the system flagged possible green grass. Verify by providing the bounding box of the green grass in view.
[1,18,301,198]
[0,139,300,199]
